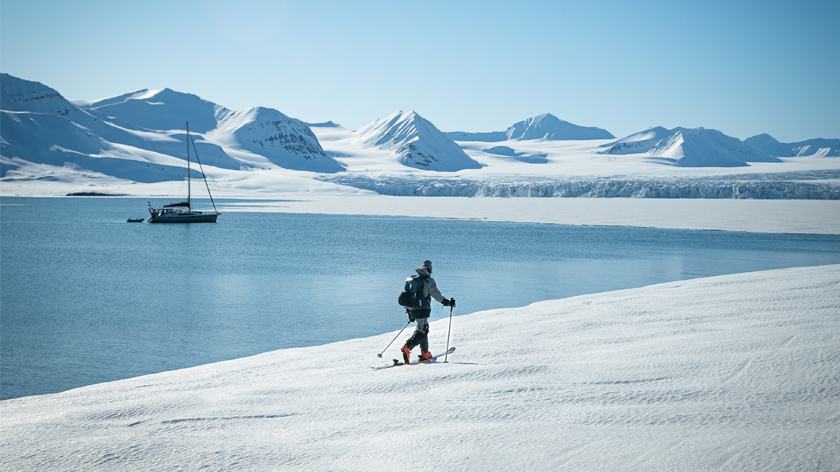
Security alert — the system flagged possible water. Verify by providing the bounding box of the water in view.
[2,197,839,400]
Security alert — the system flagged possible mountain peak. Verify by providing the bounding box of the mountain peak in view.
[75,86,224,132]
[0,73,74,115]
[445,113,613,142]
[355,110,482,171]
[505,113,615,140]
[215,106,344,173]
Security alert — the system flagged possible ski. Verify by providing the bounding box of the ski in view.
[373,347,455,370]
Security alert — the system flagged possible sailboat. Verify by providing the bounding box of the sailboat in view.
[148,123,220,223]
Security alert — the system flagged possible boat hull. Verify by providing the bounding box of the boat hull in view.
[148,212,219,223]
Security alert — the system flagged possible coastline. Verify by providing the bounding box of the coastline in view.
[3,193,840,235]
[2,264,838,470]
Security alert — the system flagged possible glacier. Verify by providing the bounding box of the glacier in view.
[321,170,840,199]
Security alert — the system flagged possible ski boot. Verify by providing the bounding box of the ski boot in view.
[419,351,433,363]
[400,344,411,364]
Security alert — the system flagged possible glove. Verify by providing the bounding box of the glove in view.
[443,298,456,308]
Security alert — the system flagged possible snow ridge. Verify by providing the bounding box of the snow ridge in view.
[354,110,482,171]
[0,73,74,116]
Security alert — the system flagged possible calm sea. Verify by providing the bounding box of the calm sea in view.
[2,197,839,400]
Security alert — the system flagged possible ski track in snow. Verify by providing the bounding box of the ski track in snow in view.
[2,265,839,471]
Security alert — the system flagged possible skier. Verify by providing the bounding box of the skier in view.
[401,260,455,364]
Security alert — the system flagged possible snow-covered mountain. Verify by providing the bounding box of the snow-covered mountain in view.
[354,110,482,171]
[0,73,343,181]
[0,74,196,182]
[212,107,344,173]
[745,133,840,158]
[505,113,614,140]
[446,113,614,142]
[75,88,221,133]
[602,127,781,167]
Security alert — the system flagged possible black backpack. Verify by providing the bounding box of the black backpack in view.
[398,275,430,310]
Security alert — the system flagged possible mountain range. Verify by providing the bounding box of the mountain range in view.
[0,73,343,183]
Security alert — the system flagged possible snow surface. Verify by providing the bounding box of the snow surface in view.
[2,265,839,471]
[481,145,548,164]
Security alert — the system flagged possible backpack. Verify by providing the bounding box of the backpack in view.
[398,275,430,310]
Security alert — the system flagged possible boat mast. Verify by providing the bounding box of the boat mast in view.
[186,121,191,210]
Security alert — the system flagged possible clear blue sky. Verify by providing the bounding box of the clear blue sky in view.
[2,0,838,141]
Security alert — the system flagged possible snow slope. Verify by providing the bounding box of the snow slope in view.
[354,110,482,171]
[2,265,838,470]
[602,127,781,167]
[446,112,614,141]
[745,133,840,158]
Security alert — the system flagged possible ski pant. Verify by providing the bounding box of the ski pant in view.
[406,317,430,353]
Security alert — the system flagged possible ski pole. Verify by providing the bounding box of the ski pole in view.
[377,320,411,358]
[444,305,453,363]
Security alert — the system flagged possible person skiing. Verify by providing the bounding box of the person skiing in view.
[401,260,455,364]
